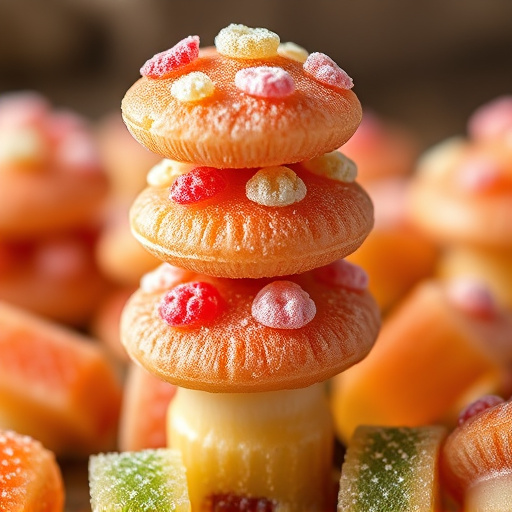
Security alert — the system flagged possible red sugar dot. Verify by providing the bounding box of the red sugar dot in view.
[303,52,353,90]
[314,259,368,291]
[169,167,227,205]
[458,395,505,426]
[140,36,200,79]
[446,279,497,319]
[251,280,316,329]
[159,281,223,327]
[235,66,295,98]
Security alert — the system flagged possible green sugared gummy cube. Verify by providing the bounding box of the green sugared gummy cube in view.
[338,425,446,512]
[89,448,190,512]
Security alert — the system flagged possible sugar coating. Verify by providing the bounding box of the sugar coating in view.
[303,151,357,182]
[446,279,497,319]
[140,36,200,79]
[169,166,227,205]
[251,280,316,329]
[159,281,223,327]
[245,166,306,206]
[215,24,280,59]
[141,263,190,294]
[0,430,48,511]
[89,449,190,512]
[468,95,512,141]
[0,127,46,165]
[314,259,368,291]
[456,156,502,192]
[235,66,295,98]
[147,159,195,187]
[277,42,309,63]
[170,71,215,103]
[458,395,505,426]
[303,52,354,90]
[338,426,445,512]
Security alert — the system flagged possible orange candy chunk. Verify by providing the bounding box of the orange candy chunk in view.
[0,430,64,512]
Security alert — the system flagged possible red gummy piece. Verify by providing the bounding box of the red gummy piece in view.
[207,493,276,512]
[140,35,200,79]
[169,167,227,205]
[303,52,354,90]
[235,66,295,98]
[458,394,505,426]
[159,281,222,327]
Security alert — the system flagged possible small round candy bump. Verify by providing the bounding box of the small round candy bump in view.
[458,395,505,426]
[303,52,354,90]
[251,280,316,329]
[140,263,191,294]
[446,279,497,319]
[302,151,357,182]
[277,42,309,63]
[159,281,223,327]
[245,166,306,207]
[169,167,227,205]
[147,159,195,187]
[234,66,295,98]
[170,72,215,103]
[314,259,369,291]
[140,35,200,79]
[215,24,280,59]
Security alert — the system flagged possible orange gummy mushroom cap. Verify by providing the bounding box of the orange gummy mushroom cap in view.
[122,49,361,169]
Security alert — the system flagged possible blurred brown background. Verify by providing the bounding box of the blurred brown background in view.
[1,0,511,149]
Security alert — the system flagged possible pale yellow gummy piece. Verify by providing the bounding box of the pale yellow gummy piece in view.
[277,42,309,63]
[0,127,46,166]
[147,158,195,187]
[416,136,467,180]
[170,72,215,103]
[246,166,307,206]
[215,23,280,59]
[303,151,357,182]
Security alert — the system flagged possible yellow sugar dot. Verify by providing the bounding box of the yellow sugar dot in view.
[0,128,46,166]
[170,72,215,103]
[246,166,307,207]
[147,158,195,187]
[215,23,280,59]
[303,151,358,182]
[277,42,309,63]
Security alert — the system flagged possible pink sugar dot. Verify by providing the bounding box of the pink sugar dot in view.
[169,166,227,205]
[314,259,369,291]
[446,279,497,319]
[458,394,505,426]
[235,66,295,98]
[0,91,50,130]
[140,36,200,79]
[303,52,353,90]
[456,157,502,192]
[55,131,102,172]
[468,96,512,141]
[159,281,222,327]
[141,263,190,293]
[251,280,316,329]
